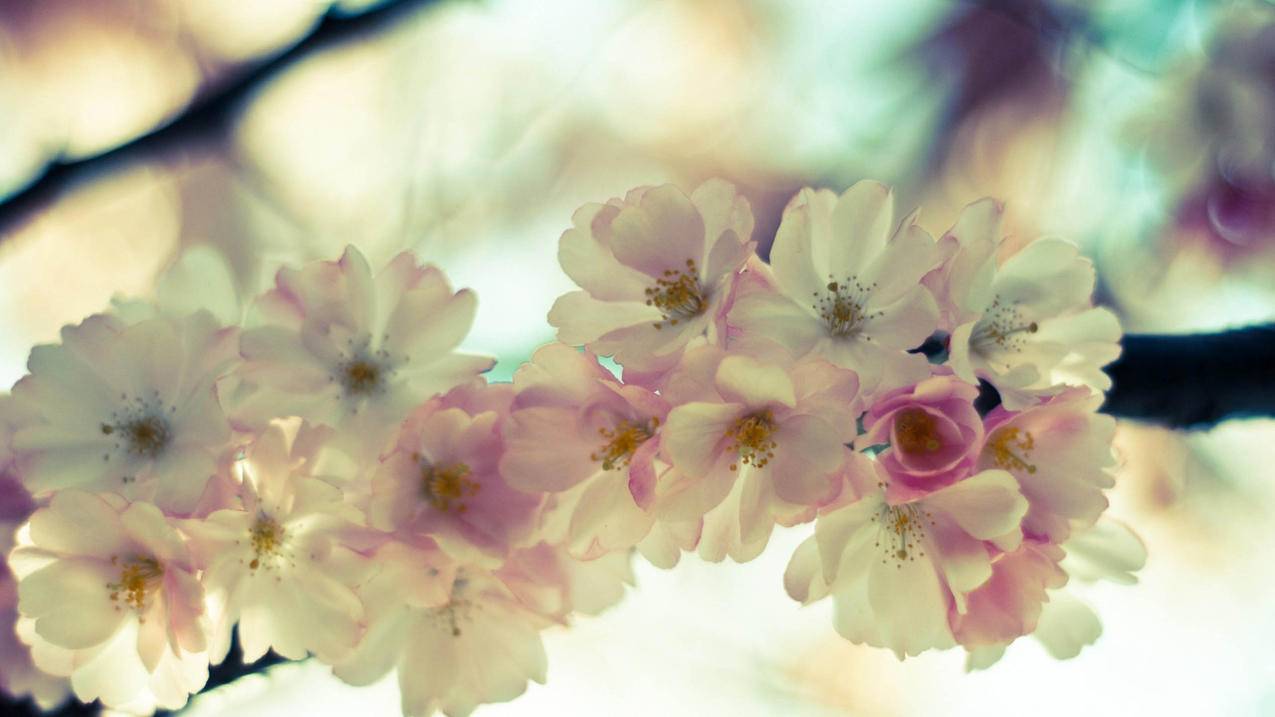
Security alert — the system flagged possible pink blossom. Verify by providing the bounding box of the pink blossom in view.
[727,181,938,399]
[659,346,859,562]
[500,344,668,559]
[860,373,984,502]
[979,388,1116,543]
[949,539,1067,649]
[7,312,239,514]
[10,491,209,712]
[371,380,542,566]
[232,246,493,451]
[548,180,755,374]
[785,455,1028,658]
[180,420,373,664]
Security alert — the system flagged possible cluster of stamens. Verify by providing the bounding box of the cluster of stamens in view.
[419,456,480,514]
[724,410,778,471]
[972,297,1038,354]
[986,426,1037,474]
[590,418,658,470]
[246,515,290,572]
[645,259,706,329]
[101,391,175,462]
[107,555,164,612]
[331,334,404,402]
[893,408,943,455]
[870,488,935,566]
[813,275,880,338]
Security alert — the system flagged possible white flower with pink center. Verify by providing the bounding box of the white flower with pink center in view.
[932,200,1122,408]
[371,380,542,566]
[232,246,493,448]
[10,491,209,712]
[180,420,373,664]
[785,455,1027,658]
[8,312,238,513]
[727,181,939,399]
[659,347,859,562]
[500,344,668,559]
[548,180,755,374]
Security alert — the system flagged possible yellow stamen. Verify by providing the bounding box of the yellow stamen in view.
[591,418,658,470]
[248,516,286,571]
[107,556,164,611]
[987,426,1037,474]
[870,495,934,567]
[724,410,778,471]
[645,259,706,329]
[893,408,943,455]
[421,460,479,513]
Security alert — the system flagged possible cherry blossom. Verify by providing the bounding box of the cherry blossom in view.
[548,179,755,374]
[371,380,542,566]
[727,181,939,398]
[10,491,209,712]
[500,344,667,559]
[659,346,859,562]
[859,372,984,502]
[932,200,1122,408]
[979,387,1117,543]
[231,246,493,451]
[785,454,1027,658]
[7,312,239,513]
[180,420,373,664]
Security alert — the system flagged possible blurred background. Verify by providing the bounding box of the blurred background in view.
[3,0,1275,714]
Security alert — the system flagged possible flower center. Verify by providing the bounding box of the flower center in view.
[107,555,164,611]
[591,418,658,471]
[972,297,1038,354]
[870,500,934,566]
[645,259,706,329]
[893,408,942,455]
[986,426,1037,474]
[248,515,287,571]
[724,410,778,471]
[102,393,175,461]
[340,359,384,396]
[421,459,479,514]
[814,275,878,338]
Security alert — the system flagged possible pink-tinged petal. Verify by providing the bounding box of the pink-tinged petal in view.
[627,438,660,509]
[923,469,1027,542]
[27,492,129,559]
[334,606,412,687]
[149,447,218,515]
[398,353,495,400]
[500,406,599,493]
[995,238,1095,317]
[237,326,331,390]
[864,551,957,658]
[951,541,1066,646]
[926,518,994,614]
[663,402,744,477]
[610,184,707,278]
[511,344,614,407]
[726,291,823,357]
[827,180,896,276]
[783,535,831,604]
[547,291,662,346]
[558,202,652,301]
[1033,591,1102,659]
[769,415,842,505]
[790,359,862,435]
[859,284,939,350]
[714,355,796,409]
[861,222,939,306]
[654,455,738,522]
[770,188,835,303]
[19,559,124,649]
[119,502,185,565]
[567,473,654,559]
[815,492,880,581]
[384,282,478,362]
[693,179,755,280]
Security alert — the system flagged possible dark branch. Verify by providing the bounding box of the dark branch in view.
[1102,323,1275,430]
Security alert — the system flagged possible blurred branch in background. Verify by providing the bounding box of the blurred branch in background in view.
[1103,324,1275,430]
[0,0,442,238]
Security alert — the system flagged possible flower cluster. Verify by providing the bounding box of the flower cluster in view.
[0,178,1140,716]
